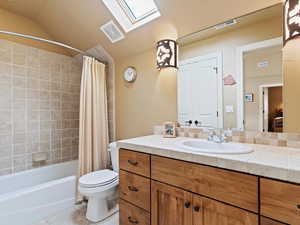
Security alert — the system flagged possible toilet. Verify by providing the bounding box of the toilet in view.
[78,143,119,222]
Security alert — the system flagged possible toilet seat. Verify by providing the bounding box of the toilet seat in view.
[78,178,119,195]
[79,169,118,188]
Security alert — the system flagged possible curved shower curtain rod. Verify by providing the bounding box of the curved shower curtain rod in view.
[0,30,107,65]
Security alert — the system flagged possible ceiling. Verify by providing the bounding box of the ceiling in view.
[0,0,282,60]
[179,4,283,45]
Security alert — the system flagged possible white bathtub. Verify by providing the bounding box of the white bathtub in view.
[0,160,78,225]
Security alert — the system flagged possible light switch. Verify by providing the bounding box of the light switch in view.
[226,105,234,113]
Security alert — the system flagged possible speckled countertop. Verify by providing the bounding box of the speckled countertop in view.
[117,135,300,184]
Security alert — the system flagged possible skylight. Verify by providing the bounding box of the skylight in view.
[119,0,158,23]
[102,0,161,33]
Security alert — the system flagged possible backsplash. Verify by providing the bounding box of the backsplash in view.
[153,125,300,148]
[0,39,82,175]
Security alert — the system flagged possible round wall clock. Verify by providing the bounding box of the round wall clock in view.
[123,67,137,83]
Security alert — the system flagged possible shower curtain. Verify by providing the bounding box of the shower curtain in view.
[78,56,109,178]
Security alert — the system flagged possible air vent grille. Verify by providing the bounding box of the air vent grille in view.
[214,19,237,30]
[100,21,125,43]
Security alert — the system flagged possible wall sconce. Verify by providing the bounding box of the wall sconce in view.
[284,0,300,45]
[156,39,178,70]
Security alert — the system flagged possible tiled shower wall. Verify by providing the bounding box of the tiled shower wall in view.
[0,39,82,175]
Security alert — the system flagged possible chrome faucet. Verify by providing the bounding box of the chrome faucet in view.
[207,129,229,143]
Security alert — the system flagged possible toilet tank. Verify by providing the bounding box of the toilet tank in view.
[108,142,119,172]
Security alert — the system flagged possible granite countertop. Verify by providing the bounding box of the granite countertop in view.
[117,135,300,184]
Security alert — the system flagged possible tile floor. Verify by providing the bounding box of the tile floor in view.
[32,204,119,225]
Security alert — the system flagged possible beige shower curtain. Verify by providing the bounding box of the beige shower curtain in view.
[78,56,109,178]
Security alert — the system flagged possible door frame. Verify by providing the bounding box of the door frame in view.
[179,52,224,128]
[259,83,283,132]
[236,37,282,130]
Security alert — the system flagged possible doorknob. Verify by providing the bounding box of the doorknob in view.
[193,206,201,212]
[128,186,139,192]
[184,201,191,208]
[128,160,138,166]
[128,217,139,224]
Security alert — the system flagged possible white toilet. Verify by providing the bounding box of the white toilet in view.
[78,143,119,222]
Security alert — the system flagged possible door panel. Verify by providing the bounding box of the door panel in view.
[178,55,220,127]
[260,178,300,225]
[152,156,259,212]
[192,194,203,225]
[198,195,258,225]
[260,217,286,225]
[151,181,192,225]
[119,199,150,225]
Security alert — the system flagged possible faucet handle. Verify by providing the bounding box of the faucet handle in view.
[185,120,193,126]
[194,120,202,127]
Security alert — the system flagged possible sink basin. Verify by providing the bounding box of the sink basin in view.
[177,140,253,154]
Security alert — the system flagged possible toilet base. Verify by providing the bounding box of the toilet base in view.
[86,197,119,222]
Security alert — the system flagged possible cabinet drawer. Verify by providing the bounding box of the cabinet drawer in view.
[119,170,150,211]
[261,178,300,224]
[151,156,258,212]
[120,199,150,225]
[120,149,150,177]
[260,217,286,225]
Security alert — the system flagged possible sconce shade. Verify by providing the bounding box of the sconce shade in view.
[156,39,178,69]
[284,0,300,45]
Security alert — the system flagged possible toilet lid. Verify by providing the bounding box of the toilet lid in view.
[79,169,118,188]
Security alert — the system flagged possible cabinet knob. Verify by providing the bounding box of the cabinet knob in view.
[128,160,138,166]
[128,216,139,224]
[128,186,139,192]
[193,206,201,212]
[297,204,300,209]
[184,201,191,208]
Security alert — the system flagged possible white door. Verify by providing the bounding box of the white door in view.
[262,87,269,132]
[178,53,223,128]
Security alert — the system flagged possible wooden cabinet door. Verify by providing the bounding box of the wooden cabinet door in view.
[260,217,286,225]
[152,156,258,212]
[193,194,258,225]
[261,178,300,224]
[151,181,193,225]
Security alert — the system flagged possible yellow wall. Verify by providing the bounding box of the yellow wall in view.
[244,46,282,131]
[116,50,177,139]
[0,8,69,55]
[283,38,300,133]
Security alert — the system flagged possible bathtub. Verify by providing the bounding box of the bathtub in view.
[0,160,78,225]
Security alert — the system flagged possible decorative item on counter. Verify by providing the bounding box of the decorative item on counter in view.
[244,93,254,102]
[223,75,237,85]
[284,0,300,45]
[163,121,177,138]
[156,39,178,70]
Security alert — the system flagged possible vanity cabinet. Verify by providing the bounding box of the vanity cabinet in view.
[151,181,192,225]
[119,170,150,211]
[260,217,286,225]
[261,178,300,225]
[151,180,258,225]
[119,149,300,225]
[119,149,150,177]
[151,156,258,212]
[119,199,150,225]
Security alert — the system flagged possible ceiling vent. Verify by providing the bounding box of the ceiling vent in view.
[214,19,237,30]
[100,20,125,43]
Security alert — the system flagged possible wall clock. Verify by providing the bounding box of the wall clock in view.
[123,67,137,83]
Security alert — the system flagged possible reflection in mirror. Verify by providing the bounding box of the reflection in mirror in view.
[177,4,283,132]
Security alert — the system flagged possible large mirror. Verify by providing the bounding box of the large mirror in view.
[177,4,283,132]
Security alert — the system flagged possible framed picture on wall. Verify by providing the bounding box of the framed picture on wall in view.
[163,122,177,138]
[244,93,254,102]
